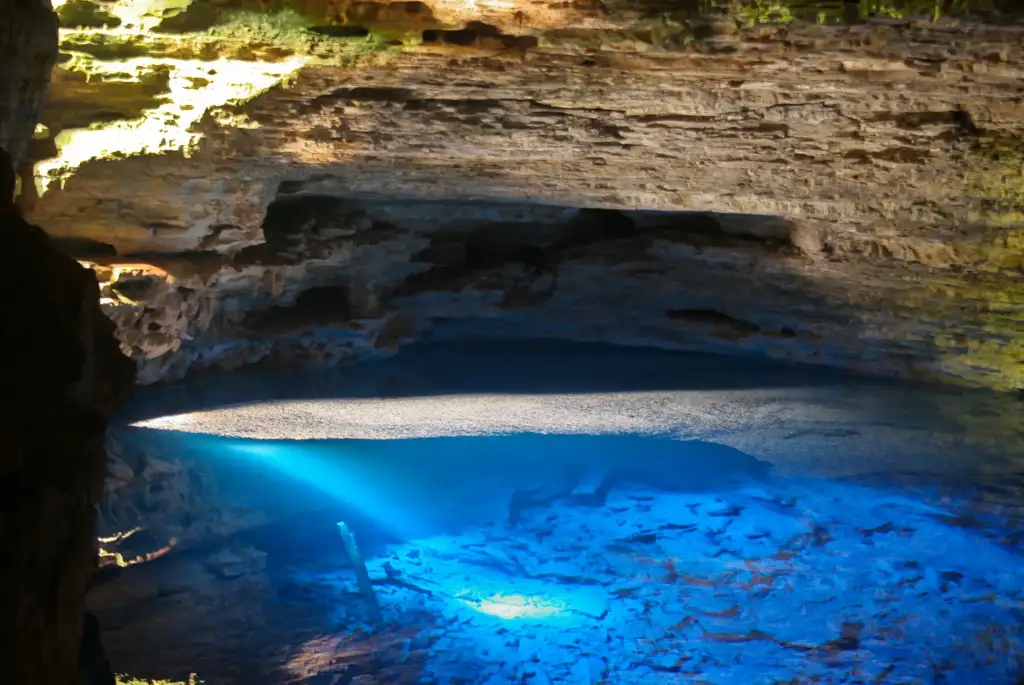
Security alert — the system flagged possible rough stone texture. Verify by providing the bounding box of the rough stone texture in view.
[0,2,136,683]
[88,540,273,684]
[100,430,217,540]
[23,0,1024,390]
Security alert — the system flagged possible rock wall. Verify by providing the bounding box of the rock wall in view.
[0,0,58,166]
[23,0,1024,392]
[97,426,269,569]
[0,2,136,684]
[73,193,1024,391]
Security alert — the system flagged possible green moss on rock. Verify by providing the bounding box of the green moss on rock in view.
[57,0,122,29]
[712,0,1024,26]
[153,2,223,33]
[41,64,171,132]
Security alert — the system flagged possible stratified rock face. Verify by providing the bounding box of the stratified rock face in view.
[24,0,1024,390]
[0,4,136,684]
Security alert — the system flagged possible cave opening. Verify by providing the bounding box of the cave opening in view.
[89,340,1024,685]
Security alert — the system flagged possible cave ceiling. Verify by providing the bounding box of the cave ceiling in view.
[19,0,1024,391]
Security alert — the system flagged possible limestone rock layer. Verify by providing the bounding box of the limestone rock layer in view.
[23,0,1024,390]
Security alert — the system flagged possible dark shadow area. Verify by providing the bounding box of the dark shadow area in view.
[307,24,371,38]
[421,21,539,51]
[50,235,117,259]
[243,283,354,334]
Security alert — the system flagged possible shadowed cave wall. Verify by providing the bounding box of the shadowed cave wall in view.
[0,2,135,684]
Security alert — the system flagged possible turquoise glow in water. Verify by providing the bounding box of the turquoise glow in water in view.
[115,428,1024,683]
[107,341,1024,684]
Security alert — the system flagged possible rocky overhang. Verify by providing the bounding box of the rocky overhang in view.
[18,0,1024,390]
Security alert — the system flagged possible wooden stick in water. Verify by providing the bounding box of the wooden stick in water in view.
[336,521,383,626]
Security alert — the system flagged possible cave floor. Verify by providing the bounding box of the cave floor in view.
[92,472,1024,685]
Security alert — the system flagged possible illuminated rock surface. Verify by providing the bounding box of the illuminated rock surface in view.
[361,480,1024,684]
[22,0,1024,391]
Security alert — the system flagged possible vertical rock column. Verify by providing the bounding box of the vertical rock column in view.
[0,2,137,684]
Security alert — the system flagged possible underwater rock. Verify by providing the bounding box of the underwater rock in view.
[355,478,1024,684]
[204,545,267,580]
[508,437,772,524]
[105,453,134,484]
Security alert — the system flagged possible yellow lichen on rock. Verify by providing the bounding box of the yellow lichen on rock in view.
[34,0,428,195]
[922,140,1024,390]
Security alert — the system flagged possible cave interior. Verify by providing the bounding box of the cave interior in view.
[1,0,1023,684]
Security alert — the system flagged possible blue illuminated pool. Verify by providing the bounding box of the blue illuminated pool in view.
[102,340,1024,684]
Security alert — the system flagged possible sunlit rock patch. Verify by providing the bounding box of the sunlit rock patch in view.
[34,0,410,197]
[34,52,305,195]
[97,528,178,568]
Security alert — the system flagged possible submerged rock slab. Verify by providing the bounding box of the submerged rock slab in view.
[88,473,1024,684]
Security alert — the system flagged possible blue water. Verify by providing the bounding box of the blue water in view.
[104,341,1024,684]
[134,432,772,538]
